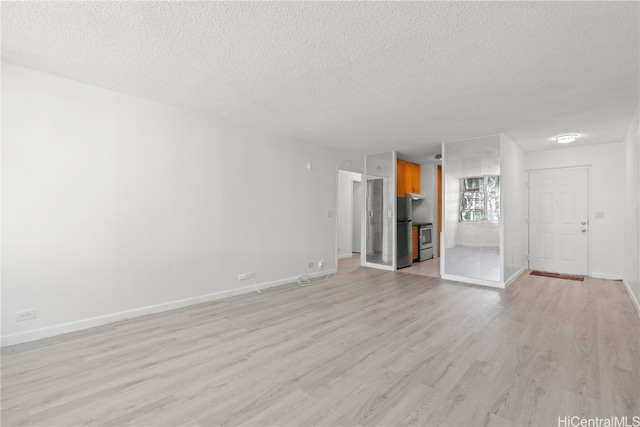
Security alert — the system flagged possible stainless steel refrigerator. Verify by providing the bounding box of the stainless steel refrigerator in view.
[397,196,412,268]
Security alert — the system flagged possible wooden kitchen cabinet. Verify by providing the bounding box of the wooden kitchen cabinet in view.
[412,225,419,261]
[397,160,421,196]
[406,162,420,194]
[397,160,407,196]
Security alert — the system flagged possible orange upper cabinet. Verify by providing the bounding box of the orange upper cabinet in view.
[407,162,421,194]
[397,160,420,196]
[397,160,408,196]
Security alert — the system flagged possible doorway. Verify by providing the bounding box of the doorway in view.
[529,168,589,275]
[336,170,362,272]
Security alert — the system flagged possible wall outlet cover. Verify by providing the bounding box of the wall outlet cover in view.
[16,309,36,322]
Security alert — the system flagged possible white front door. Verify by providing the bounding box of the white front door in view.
[529,168,588,275]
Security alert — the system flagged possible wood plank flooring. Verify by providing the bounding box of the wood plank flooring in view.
[398,256,440,278]
[2,256,639,426]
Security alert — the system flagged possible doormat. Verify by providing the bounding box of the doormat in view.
[530,270,584,281]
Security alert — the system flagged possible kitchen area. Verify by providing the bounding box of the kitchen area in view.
[356,151,440,275]
[396,158,440,275]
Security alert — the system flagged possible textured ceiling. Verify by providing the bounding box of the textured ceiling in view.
[2,1,639,161]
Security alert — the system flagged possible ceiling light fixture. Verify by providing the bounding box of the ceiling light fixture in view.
[555,134,578,144]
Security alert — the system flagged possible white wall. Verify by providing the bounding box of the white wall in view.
[352,181,362,253]
[441,135,504,288]
[623,106,640,316]
[501,134,528,283]
[457,222,500,247]
[443,135,501,250]
[1,63,364,345]
[337,170,361,258]
[525,142,624,280]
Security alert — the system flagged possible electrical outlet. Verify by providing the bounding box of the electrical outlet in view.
[318,259,326,270]
[16,309,36,322]
[308,262,314,268]
[238,273,249,280]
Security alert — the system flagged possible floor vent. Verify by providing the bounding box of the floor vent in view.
[530,270,584,281]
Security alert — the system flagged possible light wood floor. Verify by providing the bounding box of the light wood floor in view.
[398,256,441,278]
[2,258,639,426]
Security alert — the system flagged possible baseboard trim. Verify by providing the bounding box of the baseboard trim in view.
[338,253,352,259]
[590,272,624,281]
[504,265,528,288]
[623,278,640,319]
[1,268,337,347]
[362,262,394,271]
[440,273,505,289]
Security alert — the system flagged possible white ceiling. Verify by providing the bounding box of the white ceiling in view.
[2,1,638,162]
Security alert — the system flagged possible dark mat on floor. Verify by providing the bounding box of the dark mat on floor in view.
[530,270,584,281]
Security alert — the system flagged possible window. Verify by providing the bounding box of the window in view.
[460,175,500,222]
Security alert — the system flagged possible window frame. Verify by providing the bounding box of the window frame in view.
[459,175,500,223]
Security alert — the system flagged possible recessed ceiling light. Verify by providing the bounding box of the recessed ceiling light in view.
[555,134,578,144]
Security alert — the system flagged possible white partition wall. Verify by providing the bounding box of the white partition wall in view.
[362,151,396,271]
[441,135,503,287]
[441,134,528,288]
[501,134,528,284]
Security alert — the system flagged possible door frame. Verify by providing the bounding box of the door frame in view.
[437,165,442,258]
[335,168,364,271]
[527,166,590,275]
[352,180,362,254]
